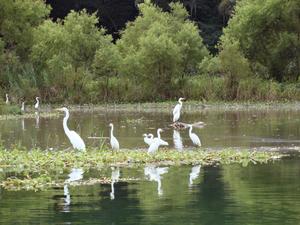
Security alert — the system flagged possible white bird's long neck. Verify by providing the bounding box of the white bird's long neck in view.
[6,95,8,102]
[63,110,71,136]
[157,130,161,139]
[189,126,193,135]
[110,125,114,138]
[36,98,39,105]
[178,99,183,105]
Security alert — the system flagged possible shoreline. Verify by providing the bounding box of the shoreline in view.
[1,101,300,120]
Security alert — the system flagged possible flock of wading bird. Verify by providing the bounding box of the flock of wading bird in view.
[4,94,203,153]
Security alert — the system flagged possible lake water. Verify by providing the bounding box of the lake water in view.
[0,106,300,224]
[1,157,300,225]
[0,107,299,151]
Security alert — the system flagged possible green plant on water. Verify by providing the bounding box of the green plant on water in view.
[0,102,22,115]
[125,117,145,124]
[0,147,284,191]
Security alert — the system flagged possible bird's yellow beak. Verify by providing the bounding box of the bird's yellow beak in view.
[55,108,63,111]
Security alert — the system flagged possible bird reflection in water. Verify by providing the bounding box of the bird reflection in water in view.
[35,112,39,129]
[189,165,201,187]
[63,168,84,212]
[144,165,168,196]
[110,167,120,200]
[21,118,25,131]
[173,130,183,151]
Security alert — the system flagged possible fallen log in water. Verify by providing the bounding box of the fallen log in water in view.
[169,121,206,130]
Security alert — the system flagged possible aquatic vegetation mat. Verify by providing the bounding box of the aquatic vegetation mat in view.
[0,112,59,120]
[0,148,283,191]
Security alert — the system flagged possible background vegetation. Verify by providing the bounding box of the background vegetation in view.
[0,0,299,104]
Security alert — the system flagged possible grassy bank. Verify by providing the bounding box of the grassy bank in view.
[1,101,300,119]
[0,148,283,191]
[2,76,299,105]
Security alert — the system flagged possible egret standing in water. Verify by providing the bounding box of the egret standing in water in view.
[56,107,86,151]
[172,97,185,122]
[143,133,154,146]
[147,128,168,154]
[34,97,40,111]
[5,94,9,104]
[109,123,119,150]
[188,125,201,147]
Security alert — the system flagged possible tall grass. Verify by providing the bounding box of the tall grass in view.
[183,75,300,102]
[183,75,226,101]
[2,68,300,104]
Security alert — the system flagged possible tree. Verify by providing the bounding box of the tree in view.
[117,2,208,99]
[92,44,121,100]
[218,40,252,99]
[219,0,300,81]
[0,0,50,59]
[30,10,113,101]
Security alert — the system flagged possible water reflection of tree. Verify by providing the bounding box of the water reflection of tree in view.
[222,161,300,224]
[98,181,144,224]
[135,166,207,224]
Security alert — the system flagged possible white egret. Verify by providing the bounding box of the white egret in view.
[143,133,154,146]
[189,165,201,186]
[34,97,40,110]
[110,167,120,200]
[155,128,168,146]
[188,125,201,147]
[172,97,185,122]
[144,165,168,196]
[147,128,168,154]
[173,130,183,150]
[109,123,119,150]
[5,94,9,104]
[56,107,86,151]
[21,101,25,112]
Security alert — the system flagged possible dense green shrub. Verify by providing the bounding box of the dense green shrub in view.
[117,2,208,98]
[219,0,300,82]
[30,10,114,102]
[0,0,50,59]
[183,75,226,101]
[280,83,300,101]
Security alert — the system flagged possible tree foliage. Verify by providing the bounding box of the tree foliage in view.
[117,2,208,98]
[0,0,50,59]
[220,0,300,81]
[30,10,113,101]
[0,0,299,103]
